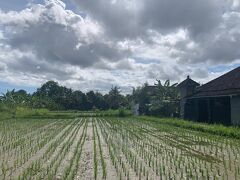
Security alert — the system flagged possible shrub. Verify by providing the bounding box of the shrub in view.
[16,107,49,118]
[138,116,240,139]
[118,108,126,117]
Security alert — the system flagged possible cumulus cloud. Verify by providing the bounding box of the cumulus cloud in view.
[0,0,128,68]
[73,0,240,65]
[74,0,222,39]
[0,0,133,92]
[0,0,240,93]
[170,11,240,65]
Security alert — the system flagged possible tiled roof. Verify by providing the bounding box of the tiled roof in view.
[191,67,240,98]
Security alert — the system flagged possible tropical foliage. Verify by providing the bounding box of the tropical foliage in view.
[0,80,180,118]
[132,80,180,117]
[0,81,130,114]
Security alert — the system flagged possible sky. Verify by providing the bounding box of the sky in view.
[0,0,240,94]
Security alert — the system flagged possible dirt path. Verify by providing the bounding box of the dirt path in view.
[76,119,94,180]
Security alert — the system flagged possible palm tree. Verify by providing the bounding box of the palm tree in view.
[0,89,17,116]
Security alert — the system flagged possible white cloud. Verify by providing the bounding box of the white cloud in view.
[0,0,240,93]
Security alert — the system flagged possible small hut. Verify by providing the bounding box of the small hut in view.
[178,67,240,125]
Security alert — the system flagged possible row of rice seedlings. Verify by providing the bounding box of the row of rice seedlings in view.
[42,119,83,178]
[94,118,107,179]
[131,120,207,179]
[0,118,48,146]
[122,119,218,179]
[104,117,240,179]
[148,118,239,178]
[99,118,140,180]
[92,119,98,180]
[0,119,61,155]
[0,119,71,178]
[97,119,129,179]
[16,119,80,180]
[0,118,58,164]
[105,119,158,179]
[15,119,77,179]
[13,122,66,162]
[62,119,88,180]
[2,116,239,179]
[33,119,82,179]
[0,118,58,153]
[135,118,240,179]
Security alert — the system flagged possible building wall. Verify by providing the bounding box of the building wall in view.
[180,98,186,118]
[184,96,231,125]
[210,97,231,125]
[179,87,197,119]
[184,98,199,121]
[231,95,240,125]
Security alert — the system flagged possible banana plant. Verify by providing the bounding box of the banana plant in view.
[0,89,17,116]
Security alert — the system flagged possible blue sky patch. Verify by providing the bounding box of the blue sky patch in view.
[0,81,36,94]
[208,63,240,73]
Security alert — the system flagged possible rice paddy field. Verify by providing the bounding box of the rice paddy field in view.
[0,114,240,180]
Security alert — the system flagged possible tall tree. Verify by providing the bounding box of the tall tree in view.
[132,82,151,115]
[107,86,124,109]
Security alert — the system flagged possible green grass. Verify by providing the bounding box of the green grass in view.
[0,106,50,120]
[16,107,49,117]
[15,108,77,119]
[0,105,133,121]
[2,105,239,140]
[96,109,132,117]
[0,104,15,120]
[138,116,240,139]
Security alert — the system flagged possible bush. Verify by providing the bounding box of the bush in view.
[118,108,132,117]
[118,108,126,117]
[0,103,16,119]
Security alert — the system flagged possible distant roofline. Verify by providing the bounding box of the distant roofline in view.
[177,76,200,88]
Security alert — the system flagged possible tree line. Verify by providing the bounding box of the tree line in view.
[0,80,180,117]
[0,81,129,111]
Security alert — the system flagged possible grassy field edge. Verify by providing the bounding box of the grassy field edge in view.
[137,116,240,139]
